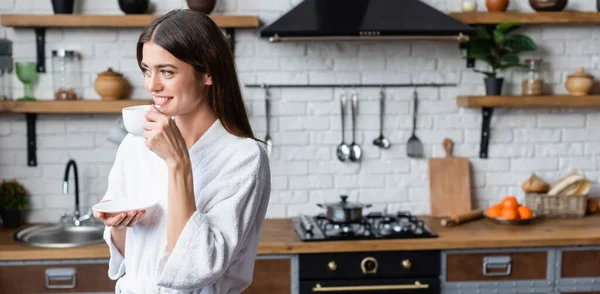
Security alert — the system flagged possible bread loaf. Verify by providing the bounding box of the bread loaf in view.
[547,173,589,196]
[522,174,550,193]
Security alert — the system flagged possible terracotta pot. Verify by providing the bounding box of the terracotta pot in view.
[486,0,509,12]
[565,68,595,96]
[94,68,127,101]
[187,0,216,14]
[529,0,568,11]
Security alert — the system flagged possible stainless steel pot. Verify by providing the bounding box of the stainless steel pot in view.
[316,195,372,223]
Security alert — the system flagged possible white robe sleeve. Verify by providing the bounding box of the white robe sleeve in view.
[156,146,270,291]
[100,136,130,280]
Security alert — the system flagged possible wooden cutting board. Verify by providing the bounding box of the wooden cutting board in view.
[428,138,472,217]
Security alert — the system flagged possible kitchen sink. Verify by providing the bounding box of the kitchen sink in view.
[14,223,105,248]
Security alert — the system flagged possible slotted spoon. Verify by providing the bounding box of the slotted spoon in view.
[407,90,423,158]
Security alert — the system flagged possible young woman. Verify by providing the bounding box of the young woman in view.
[92,9,271,294]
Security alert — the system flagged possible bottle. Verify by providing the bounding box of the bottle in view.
[52,50,82,100]
[522,58,544,96]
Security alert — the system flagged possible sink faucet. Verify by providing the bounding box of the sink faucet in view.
[63,159,91,226]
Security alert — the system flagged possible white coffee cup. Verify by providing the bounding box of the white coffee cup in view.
[122,105,155,136]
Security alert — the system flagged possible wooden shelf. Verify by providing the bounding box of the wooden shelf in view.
[0,14,260,28]
[449,12,600,24]
[0,100,152,114]
[457,95,600,108]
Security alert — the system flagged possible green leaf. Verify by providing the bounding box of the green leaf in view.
[493,30,505,45]
[504,34,537,52]
[501,54,519,64]
[496,22,521,33]
[475,25,491,39]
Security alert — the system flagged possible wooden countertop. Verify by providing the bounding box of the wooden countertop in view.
[3,215,600,260]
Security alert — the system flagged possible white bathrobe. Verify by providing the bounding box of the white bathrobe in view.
[101,119,271,294]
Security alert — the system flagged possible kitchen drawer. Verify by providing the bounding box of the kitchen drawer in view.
[0,262,115,293]
[561,249,600,278]
[445,250,547,282]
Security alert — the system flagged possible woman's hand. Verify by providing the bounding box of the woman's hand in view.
[93,209,146,229]
[142,106,189,168]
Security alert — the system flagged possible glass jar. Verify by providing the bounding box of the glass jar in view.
[522,58,544,96]
[461,0,478,12]
[0,58,12,100]
[52,50,82,100]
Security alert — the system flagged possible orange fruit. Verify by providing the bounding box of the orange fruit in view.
[500,207,519,220]
[486,205,502,218]
[502,196,519,209]
[587,199,598,214]
[517,206,533,220]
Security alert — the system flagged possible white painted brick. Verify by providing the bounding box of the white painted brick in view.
[281,56,333,71]
[465,129,512,143]
[271,175,288,190]
[265,204,286,218]
[475,186,511,201]
[419,99,457,114]
[333,57,385,71]
[334,175,360,189]
[412,71,460,84]
[415,129,463,144]
[308,72,361,84]
[255,41,305,57]
[0,133,26,149]
[273,132,309,146]
[559,158,597,171]
[307,43,358,58]
[358,175,385,188]
[408,187,428,202]
[289,175,333,189]
[0,0,14,10]
[271,161,307,176]
[235,57,279,71]
[511,158,558,172]
[537,113,585,128]
[38,134,95,149]
[358,42,410,57]
[279,190,309,204]
[361,72,410,84]
[549,56,593,69]
[563,128,600,141]
[535,143,584,157]
[487,144,535,158]
[565,39,600,55]
[255,72,308,84]
[359,189,408,203]
[471,159,510,172]
[542,27,594,40]
[514,129,561,143]
[287,204,321,217]
[385,174,410,189]
[433,114,480,129]
[281,146,330,161]
[386,57,436,71]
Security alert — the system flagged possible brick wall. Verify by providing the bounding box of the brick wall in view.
[0,0,598,222]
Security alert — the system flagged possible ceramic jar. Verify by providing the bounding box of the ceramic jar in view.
[529,0,568,11]
[118,0,149,14]
[187,0,216,14]
[486,0,509,12]
[565,68,595,96]
[94,68,127,100]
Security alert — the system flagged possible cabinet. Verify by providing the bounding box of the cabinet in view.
[0,259,114,293]
[243,257,293,294]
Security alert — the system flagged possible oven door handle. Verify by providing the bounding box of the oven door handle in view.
[312,281,429,292]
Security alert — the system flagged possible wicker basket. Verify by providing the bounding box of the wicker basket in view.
[524,193,587,218]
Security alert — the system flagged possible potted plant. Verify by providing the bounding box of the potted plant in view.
[0,180,29,228]
[466,22,537,95]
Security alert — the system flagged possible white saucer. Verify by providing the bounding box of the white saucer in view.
[92,199,157,214]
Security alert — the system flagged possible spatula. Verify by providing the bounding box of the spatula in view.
[407,90,423,158]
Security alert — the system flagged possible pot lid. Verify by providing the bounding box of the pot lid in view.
[98,67,123,77]
[326,195,364,209]
[568,67,593,79]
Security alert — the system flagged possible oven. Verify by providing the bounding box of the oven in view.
[299,250,440,293]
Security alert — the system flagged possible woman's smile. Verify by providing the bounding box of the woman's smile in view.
[153,96,173,107]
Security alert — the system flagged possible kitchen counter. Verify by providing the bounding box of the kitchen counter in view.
[2,215,600,260]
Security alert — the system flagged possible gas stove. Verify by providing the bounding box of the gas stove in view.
[292,211,437,241]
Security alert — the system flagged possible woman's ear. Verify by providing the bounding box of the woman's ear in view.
[204,74,213,86]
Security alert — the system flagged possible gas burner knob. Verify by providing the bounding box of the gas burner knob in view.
[402,259,412,269]
[361,257,378,274]
[328,261,337,271]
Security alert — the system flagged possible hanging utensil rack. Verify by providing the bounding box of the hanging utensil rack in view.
[245,83,457,88]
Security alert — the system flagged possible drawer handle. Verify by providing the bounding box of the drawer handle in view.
[312,281,429,292]
[45,267,76,289]
[482,256,511,277]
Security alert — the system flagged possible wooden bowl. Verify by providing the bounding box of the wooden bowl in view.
[486,214,537,225]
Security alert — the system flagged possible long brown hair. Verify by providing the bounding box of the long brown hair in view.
[136,9,257,141]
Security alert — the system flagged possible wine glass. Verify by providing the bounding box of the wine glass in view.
[15,62,37,101]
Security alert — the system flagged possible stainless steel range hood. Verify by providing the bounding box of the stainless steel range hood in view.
[261,0,475,43]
